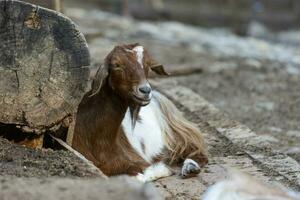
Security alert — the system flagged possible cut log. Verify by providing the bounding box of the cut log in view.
[21,0,62,12]
[0,0,90,135]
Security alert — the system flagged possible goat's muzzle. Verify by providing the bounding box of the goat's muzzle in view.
[132,83,152,106]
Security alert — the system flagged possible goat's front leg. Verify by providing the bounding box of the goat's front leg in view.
[99,161,145,176]
[97,153,149,176]
[136,162,173,182]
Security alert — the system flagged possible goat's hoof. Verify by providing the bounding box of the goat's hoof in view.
[181,159,201,179]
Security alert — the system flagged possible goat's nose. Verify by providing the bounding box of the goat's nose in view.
[139,86,152,95]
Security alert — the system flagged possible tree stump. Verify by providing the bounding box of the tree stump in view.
[0,0,90,140]
[21,0,62,12]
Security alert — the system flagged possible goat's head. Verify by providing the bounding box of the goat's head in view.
[91,43,168,107]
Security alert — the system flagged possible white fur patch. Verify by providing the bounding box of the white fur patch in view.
[132,46,144,68]
[122,96,165,162]
[136,162,173,182]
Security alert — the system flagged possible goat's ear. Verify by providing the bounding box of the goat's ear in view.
[89,65,108,97]
[151,64,169,76]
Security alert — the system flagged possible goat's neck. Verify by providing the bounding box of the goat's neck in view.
[79,82,128,146]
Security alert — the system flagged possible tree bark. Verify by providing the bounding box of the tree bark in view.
[21,0,62,12]
[0,0,90,135]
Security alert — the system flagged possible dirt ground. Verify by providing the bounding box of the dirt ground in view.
[0,137,99,177]
[176,63,300,162]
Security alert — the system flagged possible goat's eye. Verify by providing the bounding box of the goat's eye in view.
[112,68,125,80]
[112,67,123,72]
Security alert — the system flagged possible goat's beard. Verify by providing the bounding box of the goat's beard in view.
[129,106,141,129]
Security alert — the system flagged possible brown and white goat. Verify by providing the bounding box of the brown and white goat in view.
[72,43,208,181]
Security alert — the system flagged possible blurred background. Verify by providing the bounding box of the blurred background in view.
[25,0,300,35]
[22,0,300,163]
[66,0,300,35]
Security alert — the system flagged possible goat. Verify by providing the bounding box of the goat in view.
[72,43,208,181]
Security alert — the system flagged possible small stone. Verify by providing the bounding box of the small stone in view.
[256,101,275,111]
[274,176,284,181]
[286,65,300,75]
[236,151,245,156]
[285,147,300,155]
[267,127,282,134]
[244,59,261,69]
[286,130,300,138]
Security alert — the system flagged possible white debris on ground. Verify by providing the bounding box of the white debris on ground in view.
[66,8,300,69]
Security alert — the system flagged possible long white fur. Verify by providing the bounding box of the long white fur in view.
[122,91,201,182]
[132,46,144,68]
[136,162,173,182]
[122,92,165,162]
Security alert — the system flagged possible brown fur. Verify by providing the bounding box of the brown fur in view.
[72,43,159,176]
[72,74,149,175]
